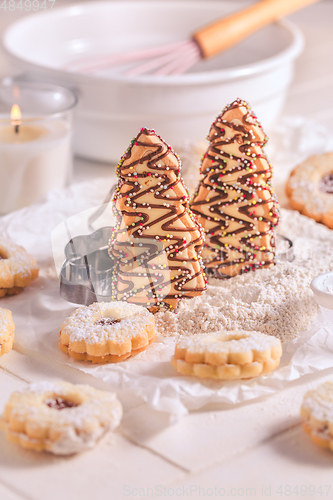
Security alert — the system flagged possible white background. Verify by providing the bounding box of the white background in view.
[1,2,333,499]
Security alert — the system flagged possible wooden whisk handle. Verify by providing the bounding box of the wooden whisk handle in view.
[193,0,320,59]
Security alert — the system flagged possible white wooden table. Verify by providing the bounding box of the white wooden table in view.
[1,2,333,499]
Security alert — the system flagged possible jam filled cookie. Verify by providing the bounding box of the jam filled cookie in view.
[0,381,122,455]
[0,239,39,297]
[286,152,333,229]
[59,301,156,363]
[0,307,15,356]
[301,381,333,451]
[171,331,282,380]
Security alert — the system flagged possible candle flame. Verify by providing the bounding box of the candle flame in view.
[11,104,21,126]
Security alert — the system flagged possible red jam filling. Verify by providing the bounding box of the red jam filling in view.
[95,318,121,326]
[45,398,78,410]
[320,173,333,194]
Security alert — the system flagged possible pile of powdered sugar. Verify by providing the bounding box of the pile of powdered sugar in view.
[156,209,333,343]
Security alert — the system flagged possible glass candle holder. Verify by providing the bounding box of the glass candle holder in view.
[0,80,77,214]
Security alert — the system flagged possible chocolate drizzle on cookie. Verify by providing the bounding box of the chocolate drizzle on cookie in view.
[108,128,207,311]
[45,398,78,410]
[319,173,333,194]
[190,98,280,277]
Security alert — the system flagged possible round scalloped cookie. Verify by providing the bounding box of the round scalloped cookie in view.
[0,307,15,356]
[171,331,282,380]
[0,381,122,455]
[286,152,333,229]
[0,239,39,296]
[301,381,333,451]
[59,301,156,363]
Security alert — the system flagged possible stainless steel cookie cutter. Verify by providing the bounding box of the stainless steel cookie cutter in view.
[60,226,115,305]
[276,234,294,262]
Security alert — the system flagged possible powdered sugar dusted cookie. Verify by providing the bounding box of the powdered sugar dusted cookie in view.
[301,381,333,451]
[286,152,333,229]
[0,381,123,455]
[171,331,282,380]
[0,307,15,356]
[59,301,156,363]
[0,239,39,297]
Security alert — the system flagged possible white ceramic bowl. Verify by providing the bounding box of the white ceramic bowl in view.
[3,1,304,163]
[310,272,333,310]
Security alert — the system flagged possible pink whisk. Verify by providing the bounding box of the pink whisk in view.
[67,0,319,77]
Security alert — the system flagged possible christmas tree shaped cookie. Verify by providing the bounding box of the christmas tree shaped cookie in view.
[190,99,280,278]
[109,128,207,311]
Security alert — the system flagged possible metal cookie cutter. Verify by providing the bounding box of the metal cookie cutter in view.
[275,234,294,262]
[60,227,114,305]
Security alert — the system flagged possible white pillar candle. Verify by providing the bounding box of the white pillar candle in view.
[0,81,77,215]
[0,119,72,213]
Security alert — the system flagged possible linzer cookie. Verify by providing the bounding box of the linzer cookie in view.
[59,301,156,363]
[171,331,282,380]
[190,99,280,277]
[0,381,123,454]
[0,307,15,356]
[108,128,207,311]
[301,381,333,451]
[0,239,39,297]
[286,152,333,229]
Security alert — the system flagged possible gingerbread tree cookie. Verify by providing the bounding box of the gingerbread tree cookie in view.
[190,99,280,278]
[109,128,207,311]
